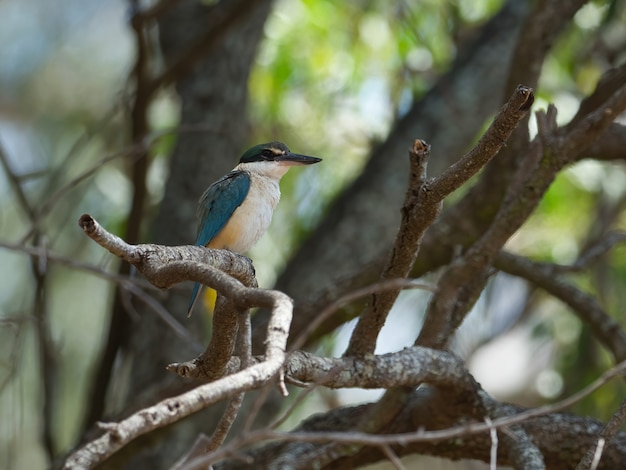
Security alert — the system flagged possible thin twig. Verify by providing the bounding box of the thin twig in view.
[271,365,344,430]
[0,240,157,289]
[590,439,605,470]
[486,417,498,470]
[19,145,145,244]
[124,283,203,352]
[240,381,275,435]
[0,141,35,220]
[380,444,407,470]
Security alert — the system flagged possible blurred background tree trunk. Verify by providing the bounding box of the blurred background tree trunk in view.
[93,2,274,468]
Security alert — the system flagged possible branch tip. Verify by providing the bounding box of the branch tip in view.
[516,85,534,111]
[79,213,95,232]
[411,139,430,155]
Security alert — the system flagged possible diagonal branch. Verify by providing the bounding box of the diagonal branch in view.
[344,85,533,357]
[429,85,535,200]
[63,328,290,469]
[417,83,626,350]
[343,140,436,356]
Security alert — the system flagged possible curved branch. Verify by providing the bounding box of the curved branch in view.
[65,215,294,468]
[78,214,256,290]
[286,348,477,392]
[63,325,290,470]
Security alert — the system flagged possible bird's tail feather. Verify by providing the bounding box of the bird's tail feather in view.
[187,282,202,317]
[187,283,218,317]
[204,288,217,314]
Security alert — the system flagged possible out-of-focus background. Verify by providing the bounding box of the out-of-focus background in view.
[1,0,625,469]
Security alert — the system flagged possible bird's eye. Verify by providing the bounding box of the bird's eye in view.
[261,149,274,159]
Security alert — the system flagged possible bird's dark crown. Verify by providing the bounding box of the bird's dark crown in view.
[239,141,289,164]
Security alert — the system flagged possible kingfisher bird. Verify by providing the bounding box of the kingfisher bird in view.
[188,141,322,316]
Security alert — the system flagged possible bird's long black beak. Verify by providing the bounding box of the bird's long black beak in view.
[278,152,322,166]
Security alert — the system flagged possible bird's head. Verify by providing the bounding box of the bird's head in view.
[238,142,322,178]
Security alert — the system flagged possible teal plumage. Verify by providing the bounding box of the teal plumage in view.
[187,142,321,316]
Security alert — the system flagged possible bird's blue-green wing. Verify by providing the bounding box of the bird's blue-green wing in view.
[188,170,250,315]
[195,170,251,246]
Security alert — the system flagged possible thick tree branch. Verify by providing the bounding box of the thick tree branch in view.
[286,348,476,392]
[194,345,478,396]
[213,361,626,469]
[78,214,256,290]
[66,215,293,468]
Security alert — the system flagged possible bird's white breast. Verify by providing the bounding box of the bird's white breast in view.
[208,172,281,253]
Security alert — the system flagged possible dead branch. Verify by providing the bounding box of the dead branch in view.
[344,85,535,357]
[209,361,626,469]
[189,362,626,468]
[63,215,293,468]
